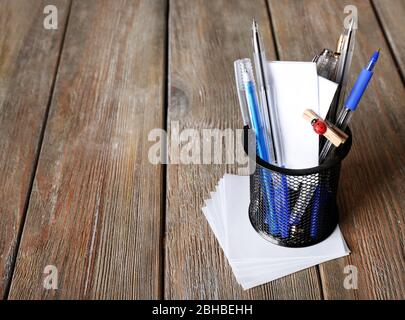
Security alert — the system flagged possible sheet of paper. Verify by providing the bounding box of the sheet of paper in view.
[203,192,349,289]
[201,174,350,290]
[204,175,349,260]
[239,253,350,290]
[211,191,224,239]
[205,176,349,262]
[220,176,230,251]
[224,175,347,261]
[204,198,335,266]
[266,61,320,169]
[318,76,338,118]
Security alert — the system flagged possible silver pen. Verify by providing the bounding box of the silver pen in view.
[252,20,281,165]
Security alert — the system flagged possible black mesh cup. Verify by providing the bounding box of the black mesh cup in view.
[244,127,352,247]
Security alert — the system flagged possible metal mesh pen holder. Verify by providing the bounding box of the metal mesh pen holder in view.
[245,127,352,248]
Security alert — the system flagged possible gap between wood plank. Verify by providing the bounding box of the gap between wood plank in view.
[159,0,170,300]
[369,0,405,85]
[265,0,280,60]
[3,0,74,300]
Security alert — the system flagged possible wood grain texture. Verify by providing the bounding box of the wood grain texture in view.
[268,0,405,299]
[8,0,166,299]
[372,0,405,82]
[0,0,70,298]
[165,0,322,299]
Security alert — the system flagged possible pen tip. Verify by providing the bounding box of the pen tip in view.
[252,19,258,30]
[377,48,381,53]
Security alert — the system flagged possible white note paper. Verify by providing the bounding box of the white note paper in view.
[201,175,350,290]
[266,61,319,169]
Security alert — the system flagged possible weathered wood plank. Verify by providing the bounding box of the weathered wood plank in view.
[8,0,166,299]
[0,0,71,298]
[268,0,405,299]
[165,0,322,299]
[372,0,405,82]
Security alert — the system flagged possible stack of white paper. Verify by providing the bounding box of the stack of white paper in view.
[202,174,350,290]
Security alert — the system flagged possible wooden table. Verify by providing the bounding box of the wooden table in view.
[1,0,404,300]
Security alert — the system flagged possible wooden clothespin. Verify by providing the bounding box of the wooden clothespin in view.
[303,109,348,147]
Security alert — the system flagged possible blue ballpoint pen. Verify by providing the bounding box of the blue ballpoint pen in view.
[319,49,380,162]
[310,185,321,239]
[234,59,279,235]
